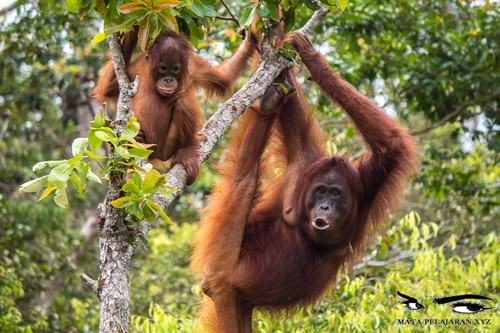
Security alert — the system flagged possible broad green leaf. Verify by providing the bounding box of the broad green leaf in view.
[128,201,143,218]
[32,160,66,172]
[188,21,204,40]
[190,0,204,18]
[100,165,113,175]
[89,129,103,152]
[20,175,49,193]
[91,110,108,128]
[138,14,152,50]
[157,189,174,198]
[70,173,84,194]
[37,186,57,202]
[94,129,118,142]
[54,187,69,208]
[154,0,180,9]
[303,0,320,10]
[240,4,256,28]
[92,31,109,45]
[116,146,131,159]
[338,0,349,11]
[122,182,141,194]
[128,147,152,159]
[147,199,161,211]
[256,4,270,18]
[68,155,85,165]
[110,196,138,208]
[143,169,162,193]
[132,171,143,187]
[105,13,142,35]
[143,201,157,221]
[87,169,103,184]
[79,161,91,186]
[85,149,107,161]
[283,8,295,33]
[48,162,75,187]
[66,0,80,13]
[120,2,148,14]
[137,235,150,251]
[157,9,179,33]
[148,14,161,45]
[157,209,173,224]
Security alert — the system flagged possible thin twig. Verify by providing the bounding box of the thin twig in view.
[410,91,500,136]
[220,0,240,27]
[215,16,239,25]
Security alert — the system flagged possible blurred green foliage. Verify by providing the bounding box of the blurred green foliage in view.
[1,0,499,332]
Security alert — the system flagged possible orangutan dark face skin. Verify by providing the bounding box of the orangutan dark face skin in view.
[304,169,353,246]
[152,56,182,97]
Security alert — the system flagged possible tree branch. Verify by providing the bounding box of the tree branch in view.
[410,91,500,135]
[298,2,329,35]
[91,6,329,332]
[93,33,139,333]
[219,0,239,27]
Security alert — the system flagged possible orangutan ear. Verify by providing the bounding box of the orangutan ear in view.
[283,202,298,227]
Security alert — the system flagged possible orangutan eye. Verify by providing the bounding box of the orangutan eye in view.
[316,186,326,195]
[331,189,340,197]
[159,66,168,74]
[172,66,181,74]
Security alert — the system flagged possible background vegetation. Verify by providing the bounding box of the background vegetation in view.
[0,0,499,332]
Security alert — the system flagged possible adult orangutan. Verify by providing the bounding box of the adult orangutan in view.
[191,31,418,332]
[92,29,257,184]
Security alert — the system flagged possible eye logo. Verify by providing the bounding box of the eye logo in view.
[398,291,494,315]
[397,291,425,311]
[433,295,493,315]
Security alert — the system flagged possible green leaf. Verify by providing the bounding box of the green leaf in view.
[67,0,80,13]
[137,235,151,251]
[256,4,270,18]
[89,129,104,152]
[157,209,173,224]
[120,2,148,14]
[54,187,69,208]
[143,169,162,193]
[85,149,107,161]
[188,21,204,40]
[283,8,295,33]
[20,175,49,193]
[338,0,349,11]
[37,186,57,202]
[128,147,152,159]
[94,129,118,142]
[157,189,174,198]
[32,160,66,172]
[105,12,145,35]
[240,4,256,28]
[190,0,205,18]
[132,171,143,187]
[70,173,84,194]
[87,169,103,184]
[157,9,179,33]
[143,201,157,221]
[122,182,141,194]
[116,146,131,159]
[48,162,75,187]
[154,0,181,9]
[92,31,109,45]
[68,155,85,165]
[138,13,152,50]
[91,110,108,128]
[110,196,138,208]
